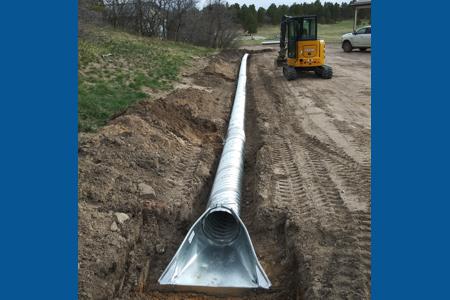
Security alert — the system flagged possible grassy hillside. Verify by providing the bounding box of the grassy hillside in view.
[239,19,370,45]
[78,26,213,132]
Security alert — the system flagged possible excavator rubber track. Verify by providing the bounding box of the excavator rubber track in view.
[314,65,333,79]
[283,65,298,81]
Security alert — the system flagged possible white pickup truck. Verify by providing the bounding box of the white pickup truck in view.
[341,26,371,52]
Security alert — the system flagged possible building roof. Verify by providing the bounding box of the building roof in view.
[351,0,371,8]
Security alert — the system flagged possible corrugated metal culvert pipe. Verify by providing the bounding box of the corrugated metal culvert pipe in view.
[159,54,271,291]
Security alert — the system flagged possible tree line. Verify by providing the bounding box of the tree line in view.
[103,0,240,47]
[80,0,239,48]
[80,0,368,48]
[231,0,370,34]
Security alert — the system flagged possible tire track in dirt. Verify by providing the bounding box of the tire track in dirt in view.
[271,140,313,220]
[280,79,369,167]
[296,141,369,298]
[244,48,371,299]
[278,55,372,293]
[167,143,202,196]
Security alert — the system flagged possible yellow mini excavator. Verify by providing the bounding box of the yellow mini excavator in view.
[277,15,333,81]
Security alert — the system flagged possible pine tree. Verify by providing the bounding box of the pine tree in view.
[246,13,258,33]
[266,3,279,25]
[257,7,266,25]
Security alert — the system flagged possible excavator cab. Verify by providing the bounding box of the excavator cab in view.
[277,15,333,80]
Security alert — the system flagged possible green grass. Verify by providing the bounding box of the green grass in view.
[239,19,370,46]
[78,26,213,132]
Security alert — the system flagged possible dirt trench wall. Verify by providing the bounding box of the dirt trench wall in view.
[78,52,243,300]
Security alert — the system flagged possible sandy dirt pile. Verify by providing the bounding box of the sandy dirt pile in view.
[79,45,371,300]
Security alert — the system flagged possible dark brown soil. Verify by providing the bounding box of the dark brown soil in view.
[78,45,371,300]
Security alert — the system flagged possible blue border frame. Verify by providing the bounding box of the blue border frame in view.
[372,1,450,298]
[1,0,450,298]
[0,0,78,298]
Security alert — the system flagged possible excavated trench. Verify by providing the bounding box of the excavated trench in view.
[78,46,371,300]
[139,51,300,299]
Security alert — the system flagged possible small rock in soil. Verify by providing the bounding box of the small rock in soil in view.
[114,212,130,224]
[110,221,119,232]
[138,182,156,199]
[273,166,285,176]
[155,243,165,254]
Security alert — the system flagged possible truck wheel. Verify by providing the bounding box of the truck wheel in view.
[342,41,352,52]
[283,66,298,81]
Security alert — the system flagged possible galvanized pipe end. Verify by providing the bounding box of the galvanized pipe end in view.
[158,207,271,289]
[202,207,240,244]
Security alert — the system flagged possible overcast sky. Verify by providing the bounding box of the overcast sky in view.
[199,0,349,9]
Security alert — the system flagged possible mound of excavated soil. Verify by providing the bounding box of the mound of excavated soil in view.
[78,52,242,300]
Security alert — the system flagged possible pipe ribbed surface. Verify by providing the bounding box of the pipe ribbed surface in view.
[206,53,248,216]
[158,53,271,289]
